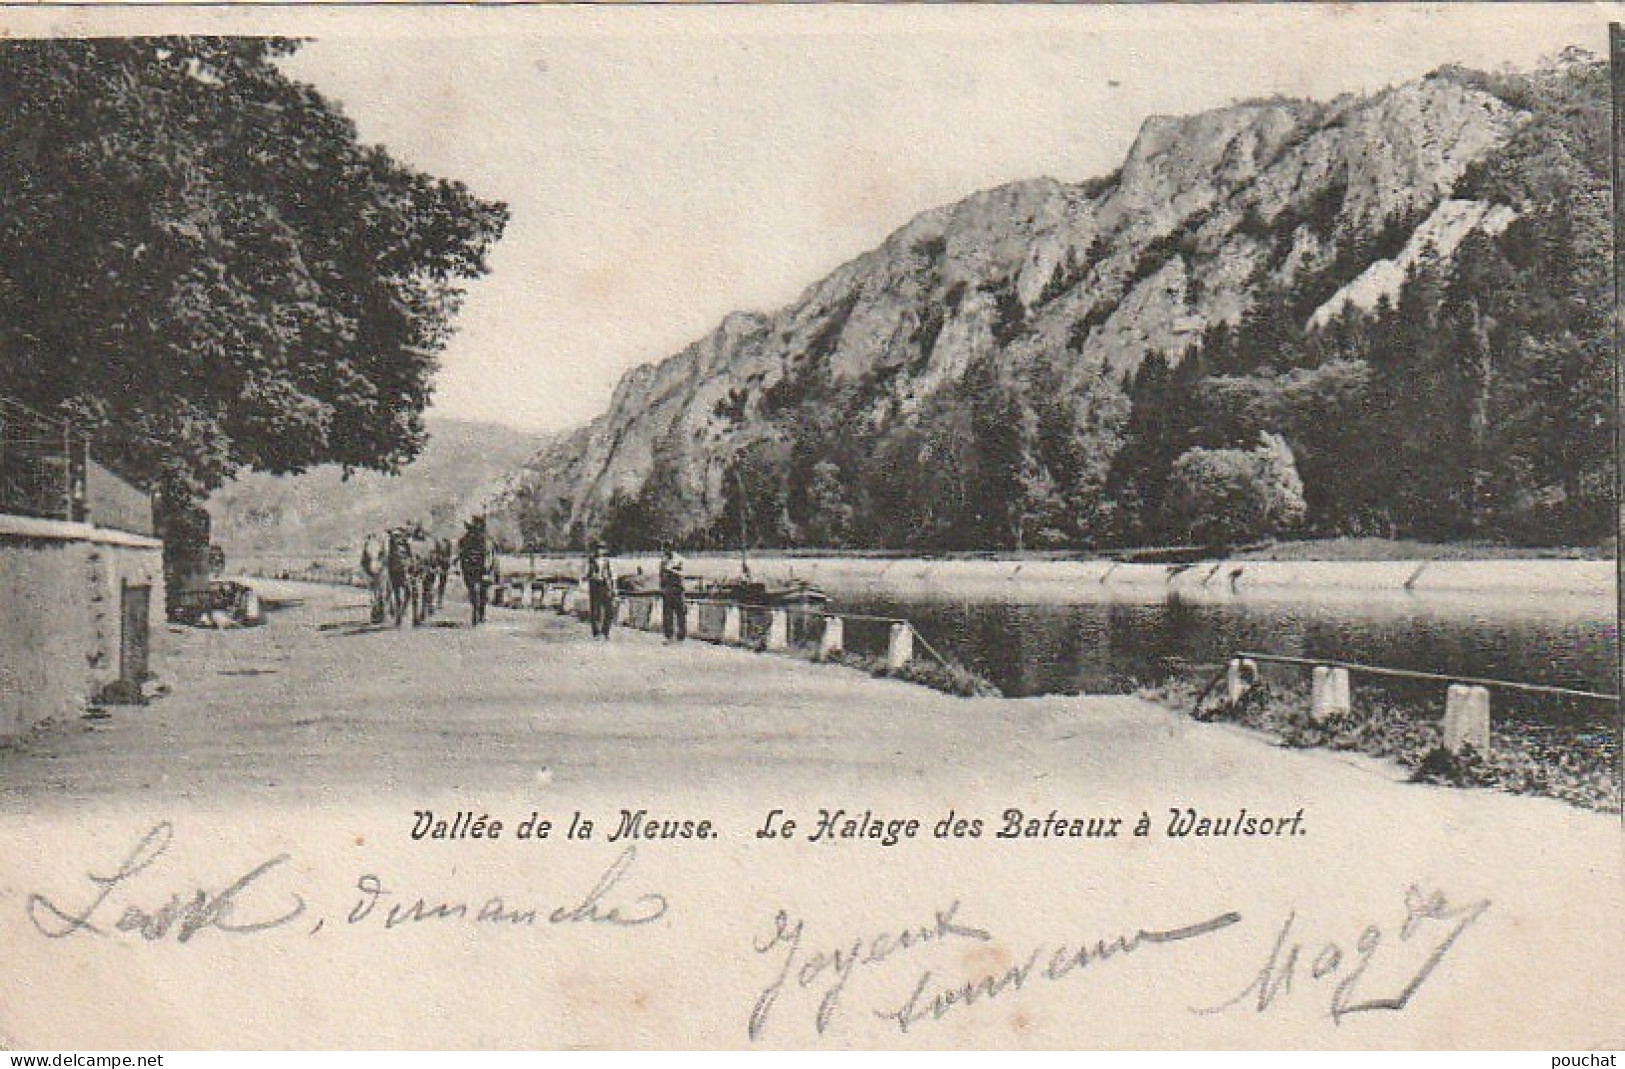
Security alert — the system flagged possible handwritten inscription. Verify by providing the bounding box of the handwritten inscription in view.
[347,845,668,930]
[876,911,1242,1035]
[1196,885,1491,1023]
[26,822,305,943]
[748,883,1488,1040]
[749,900,992,1040]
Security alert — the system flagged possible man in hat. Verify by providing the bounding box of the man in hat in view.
[658,540,687,642]
[584,539,616,639]
[458,515,500,627]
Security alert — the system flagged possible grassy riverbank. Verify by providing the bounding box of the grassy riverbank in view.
[1231,537,1611,561]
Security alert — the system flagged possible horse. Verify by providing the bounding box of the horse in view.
[385,526,423,627]
[360,534,387,624]
[457,518,499,627]
[420,537,452,619]
[434,538,453,608]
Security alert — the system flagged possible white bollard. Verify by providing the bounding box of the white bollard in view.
[1443,684,1491,755]
[646,596,663,633]
[1310,666,1351,721]
[1226,658,1258,703]
[818,616,845,660]
[886,622,914,671]
[765,609,789,651]
[722,604,742,644]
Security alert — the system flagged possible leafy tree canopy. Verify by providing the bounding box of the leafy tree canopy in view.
[0,37,509,501]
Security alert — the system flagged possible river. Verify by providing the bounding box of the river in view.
[246,550,1619,726]
[834,590,1615,707]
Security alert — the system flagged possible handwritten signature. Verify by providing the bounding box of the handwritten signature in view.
[1196,884,1491,1024]
[346,844,668,930]
[27,822,305,943]
[751,883,1489,1040]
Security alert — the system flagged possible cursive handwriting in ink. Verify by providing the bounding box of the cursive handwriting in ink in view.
[748,900,991,1041]
[1196,884,1490,1023]
[27,822,305,943]
[876,910,1242,1034]
[347,844,667,931]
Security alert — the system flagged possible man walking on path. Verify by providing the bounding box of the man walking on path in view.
[659,540,688,642]
[457,516,500,627]
[585,540,616,639]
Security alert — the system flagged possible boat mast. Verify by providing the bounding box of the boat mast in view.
[734,466,751,577]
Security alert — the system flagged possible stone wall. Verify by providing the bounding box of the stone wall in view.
[0,516,164,741]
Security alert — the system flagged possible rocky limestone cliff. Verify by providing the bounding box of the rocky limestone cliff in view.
[498,68,1536,548]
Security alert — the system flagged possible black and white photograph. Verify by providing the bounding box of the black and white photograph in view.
[0,2,1619,1051]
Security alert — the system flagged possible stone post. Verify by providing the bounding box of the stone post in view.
[765,609,789,651]
[886,622,914,671]
[1443,684,1492,755]
[1309,666,1351,721]
[1225,657,1258,703]
[722,603,742,644]
[818,616,844,660]
[645,596,663,633]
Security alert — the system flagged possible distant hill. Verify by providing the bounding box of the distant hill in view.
[208,418,542,559]
[496,56,1611,553]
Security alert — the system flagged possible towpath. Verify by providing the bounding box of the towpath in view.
[0,580,1617,1048]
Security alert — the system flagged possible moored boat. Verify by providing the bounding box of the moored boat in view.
[691,575,829,609]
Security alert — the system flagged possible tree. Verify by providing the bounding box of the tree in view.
[0,39,508,587]
[1254,431,1307,533]
[800,459,854,548]
[1167,433,1306,549]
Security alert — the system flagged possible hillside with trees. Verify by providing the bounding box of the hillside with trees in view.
[207,418,541,561]
[498,54,1609,554]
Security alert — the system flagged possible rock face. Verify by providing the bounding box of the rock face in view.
[500,69,1530,548]
[1308,198,1517,329]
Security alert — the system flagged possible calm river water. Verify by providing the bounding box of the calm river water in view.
[250,550,1618,729]
[833,590,1617,724]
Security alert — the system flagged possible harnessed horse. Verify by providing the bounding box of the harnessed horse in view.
[433,538,454,608]
[386,526,426,627]
[360,534,387,624]
[421,537,452,618]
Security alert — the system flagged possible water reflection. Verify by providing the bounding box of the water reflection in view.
[837,591,1618,724]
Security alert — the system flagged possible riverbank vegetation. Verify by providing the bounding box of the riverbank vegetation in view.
[824,650,1003,699]
[1146,672,1620,814]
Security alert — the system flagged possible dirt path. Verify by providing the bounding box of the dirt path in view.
[0,580,1618,1048]
[0,579,1211,804]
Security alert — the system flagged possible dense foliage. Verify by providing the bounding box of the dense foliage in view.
[0,38,508,506]
[1115,59,1609,548]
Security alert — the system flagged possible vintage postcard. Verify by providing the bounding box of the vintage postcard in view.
[0,1,1620,1051]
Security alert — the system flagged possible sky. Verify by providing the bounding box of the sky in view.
[250,4,1621,435]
